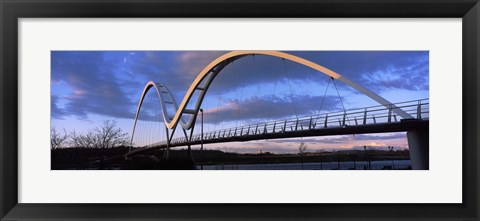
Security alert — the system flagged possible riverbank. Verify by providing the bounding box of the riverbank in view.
[51,147,410,170]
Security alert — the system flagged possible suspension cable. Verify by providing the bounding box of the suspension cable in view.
[151,92,154,146]
[150,92,154,146]
[213,62,226,132]
[332,77,354,127]
[282,58,304,142]
[234,87,244,129]
[283,58,298,119]
[202,84,209,133]
[316,78,332,118]
[332,77,346,112]
[154,95,157,145]
[265,60,280,124]
[213,89,222,132]
[147,92,152,146]
[158,100,162,144]
[234,56,248,128]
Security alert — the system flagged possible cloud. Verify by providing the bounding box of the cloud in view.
[51,95,66,119]
[51,51,428,124]
[261,133,406,145]
[360,58,429,92]
[51,52,135,119]
[287,51,429,93]
[125,51,225,101]
[197,132,408,153]
[352,133,407,141]
[200,94,342,124]
[177,51,226,79]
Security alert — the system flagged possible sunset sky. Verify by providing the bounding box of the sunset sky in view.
[51,51,428,153]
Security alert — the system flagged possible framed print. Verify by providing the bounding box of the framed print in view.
[1,0,479,220]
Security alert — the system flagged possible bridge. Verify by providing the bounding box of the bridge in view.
[127,51,429,170]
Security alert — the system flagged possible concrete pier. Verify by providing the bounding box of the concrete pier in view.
[407,122,429,170]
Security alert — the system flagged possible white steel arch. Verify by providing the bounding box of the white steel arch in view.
[131,51,413,145]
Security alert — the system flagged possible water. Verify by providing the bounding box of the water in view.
[203,160,411,170]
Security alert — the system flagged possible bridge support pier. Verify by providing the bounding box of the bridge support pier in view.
[406,122,429,170]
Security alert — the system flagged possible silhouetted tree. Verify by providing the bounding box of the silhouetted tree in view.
[93,120,129,168]
[333,150,341,169]
[317,148,326,170]
[94,120,129,149]
[299,142,308,169]
[67,120,129,168]
[348,151,358,169]
[388,146,395,169]
[364,146,378,169]
[69,130,98,148]
[50,128,68,150]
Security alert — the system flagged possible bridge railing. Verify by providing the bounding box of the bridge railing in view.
[162,98,429,145]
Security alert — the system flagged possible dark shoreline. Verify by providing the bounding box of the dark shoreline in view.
[51,147,410,170]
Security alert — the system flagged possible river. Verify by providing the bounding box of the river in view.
[203,160,411,170]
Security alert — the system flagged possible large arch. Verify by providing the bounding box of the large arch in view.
[131,50,413,143]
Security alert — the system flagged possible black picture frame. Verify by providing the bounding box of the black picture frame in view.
[1,0,479,220]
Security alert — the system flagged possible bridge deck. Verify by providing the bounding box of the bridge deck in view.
[126,119,428,157]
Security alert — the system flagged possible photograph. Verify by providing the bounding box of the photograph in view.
[2,0,478,219]
[51,50,429,170]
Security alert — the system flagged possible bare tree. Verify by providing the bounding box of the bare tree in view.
[66,120,129,169]
[69,120,128,149]
[317,148,326,170]
[299,142,308,170]
[94,120,129,149]
[348,151,359,170]
[333,150,342,170]
[93,120,129,169]
[51,128,69,149]
[69,130,82,148]
[70,130,94,148]
[363,146,378,170]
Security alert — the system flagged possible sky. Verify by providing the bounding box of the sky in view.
[51,51,429,153]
